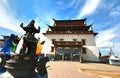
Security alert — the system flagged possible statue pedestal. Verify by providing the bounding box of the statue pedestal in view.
[4,54,38,78]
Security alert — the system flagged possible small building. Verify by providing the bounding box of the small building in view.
[99,48,120,65]
[43,18,99,62]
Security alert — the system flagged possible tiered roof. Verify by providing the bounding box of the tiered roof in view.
[43,18,98,36]
[52,18,87,27]
[48,25,91,31]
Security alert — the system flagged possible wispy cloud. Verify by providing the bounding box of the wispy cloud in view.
[96,23,120,47]
[96,23,120,56]
[96,30,115,47]
[56,0,81,10]
[35,15,54,33]
[0,0,53,35]
[67,0,81,9]
[78,0,100,18]
[109,6,120,17]
[33,0,58,33]
[0,0,24,34]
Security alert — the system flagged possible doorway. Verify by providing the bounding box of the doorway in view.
[55,47,81,61]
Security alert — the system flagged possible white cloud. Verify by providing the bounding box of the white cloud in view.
[56,1,64,6]
[109,7,120,17]
[56,0,81,10]
[96,30,115,46]
[96,23,120,47]
[67,0,81,9]
[0,0,53,36]
[0,0,24,34]
[34,15,54,33]
[96,23,120,57]
[113,42,120,56]
[33,2,55,33]
[0,0,8,5]
[78,0,100,18]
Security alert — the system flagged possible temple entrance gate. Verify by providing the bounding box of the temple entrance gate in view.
[55,47,81,61]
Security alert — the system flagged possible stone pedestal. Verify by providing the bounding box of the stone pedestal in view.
[4,54,37,78]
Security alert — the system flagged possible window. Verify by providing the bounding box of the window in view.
[82,39,86,45]
[64,48,71,54]
[50,46,54,52]
[56,47,63,54]
[60,39,64,41]
[72,48,80,61]
[73,39,77,41]
[55,47,63,60]
[82,47,86,54]
[52,39,56,44]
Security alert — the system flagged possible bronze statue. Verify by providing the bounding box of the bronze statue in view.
[18,20,41,54]
[0,20,42,78]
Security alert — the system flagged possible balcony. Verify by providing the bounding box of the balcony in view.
[53,41,81,46]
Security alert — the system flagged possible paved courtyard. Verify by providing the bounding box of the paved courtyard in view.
[0,61,120,78]
[47,61,120,78]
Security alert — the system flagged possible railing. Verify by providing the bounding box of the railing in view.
[53,41,81,46]
[46,31,94,34]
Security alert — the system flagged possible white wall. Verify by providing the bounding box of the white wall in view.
[45,34,99,62]
[35,33,54,55]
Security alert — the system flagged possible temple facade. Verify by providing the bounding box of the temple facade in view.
[43,18,99,62]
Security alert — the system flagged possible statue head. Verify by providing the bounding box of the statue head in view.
[27,20,35,27]
[31,20,35,24]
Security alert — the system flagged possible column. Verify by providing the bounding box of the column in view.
[62,47,64,61]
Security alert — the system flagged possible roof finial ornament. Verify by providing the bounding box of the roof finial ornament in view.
[68,18,71,20]
[52,18,56,21]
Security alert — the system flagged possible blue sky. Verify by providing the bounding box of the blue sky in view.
[0,0,120,57]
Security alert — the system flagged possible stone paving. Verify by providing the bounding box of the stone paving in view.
[47,61,120,78]
[0,61,120,78]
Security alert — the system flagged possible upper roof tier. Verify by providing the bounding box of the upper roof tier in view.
[48,25,92,31]
[53,18,87,27]
[43,18,98,36]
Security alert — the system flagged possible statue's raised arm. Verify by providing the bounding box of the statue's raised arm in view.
[20,19,40,33]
